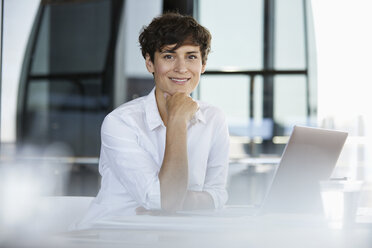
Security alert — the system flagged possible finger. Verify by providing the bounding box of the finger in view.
[135,206,148,215]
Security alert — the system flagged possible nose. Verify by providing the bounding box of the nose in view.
[174,58,187,73]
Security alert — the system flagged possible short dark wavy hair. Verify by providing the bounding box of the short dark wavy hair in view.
[139,12,211,64]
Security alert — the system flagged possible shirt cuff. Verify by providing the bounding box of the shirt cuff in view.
[144,178,161,210]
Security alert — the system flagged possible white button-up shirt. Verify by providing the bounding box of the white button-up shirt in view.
[74,88,229,229]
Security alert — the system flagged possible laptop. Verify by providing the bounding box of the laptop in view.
[259,125,348,215]
[180,125,348,217]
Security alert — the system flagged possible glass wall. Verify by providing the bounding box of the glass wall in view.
[196,0,316,158]
[1,0,124,197]
[198,0,263,71]
[18,0,119,157]
[195,0,317,205]
[0,0,163,197]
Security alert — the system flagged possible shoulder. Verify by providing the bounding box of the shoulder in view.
[102,96,146,130]
[111,96,145,117]
[196,100,227,124]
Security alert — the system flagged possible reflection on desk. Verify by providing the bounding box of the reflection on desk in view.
[36,207,372,248]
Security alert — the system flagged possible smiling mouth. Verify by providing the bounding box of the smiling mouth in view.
[170,77,190,85]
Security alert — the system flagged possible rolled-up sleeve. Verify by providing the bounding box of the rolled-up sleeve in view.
[203,116,230,209]
[100,114,161,210]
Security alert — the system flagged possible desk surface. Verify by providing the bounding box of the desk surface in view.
[32,207,372,248]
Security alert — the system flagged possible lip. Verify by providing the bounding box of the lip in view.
[170,77,190,85]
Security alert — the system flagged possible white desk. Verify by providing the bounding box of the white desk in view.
[46,207,372,248]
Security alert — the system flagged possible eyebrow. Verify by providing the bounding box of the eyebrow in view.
[160,50,176,54]
[186,51,199,54]
[160,50,199,54]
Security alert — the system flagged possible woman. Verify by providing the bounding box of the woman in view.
[73,12,229,229]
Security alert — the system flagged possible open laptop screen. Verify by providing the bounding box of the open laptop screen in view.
[261,125,348,214]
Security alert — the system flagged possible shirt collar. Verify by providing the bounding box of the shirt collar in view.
[145,88,164,131]
[192,106,206,125]
[144,87,206,131]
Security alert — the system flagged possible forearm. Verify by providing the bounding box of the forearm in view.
[158,119,189,212]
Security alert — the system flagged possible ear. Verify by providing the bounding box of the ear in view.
[201,63,207,74]
[145,54,155,74]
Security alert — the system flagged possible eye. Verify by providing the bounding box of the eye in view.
[188,55,197,59]
[163,54,173,59]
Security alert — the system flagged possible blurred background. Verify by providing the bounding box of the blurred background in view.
[0,0,371,207]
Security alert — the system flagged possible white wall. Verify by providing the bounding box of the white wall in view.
[1,0,40,143]
[312,0,372,178]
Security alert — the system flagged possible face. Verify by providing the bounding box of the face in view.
[145,44,206,97]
